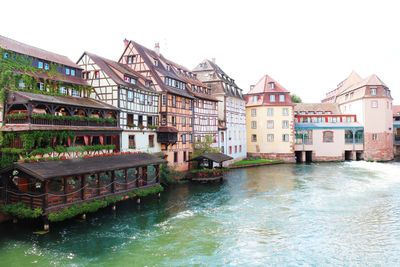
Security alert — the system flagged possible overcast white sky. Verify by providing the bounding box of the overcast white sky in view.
[1,0,399,103]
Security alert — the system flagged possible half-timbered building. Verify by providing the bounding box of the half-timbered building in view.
[119,40,202,171]
[193,59,246,164]
[77,52,160,153]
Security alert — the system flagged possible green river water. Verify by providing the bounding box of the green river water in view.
[1,161,400,266]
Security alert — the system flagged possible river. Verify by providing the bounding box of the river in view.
[1,161,400,266]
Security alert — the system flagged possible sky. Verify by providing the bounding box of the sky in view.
[1,0,399,103]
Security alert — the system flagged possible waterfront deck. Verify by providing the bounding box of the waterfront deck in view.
[1,153,166,216]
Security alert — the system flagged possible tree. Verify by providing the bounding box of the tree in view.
[193,135,220,158]
[291,94,302,103]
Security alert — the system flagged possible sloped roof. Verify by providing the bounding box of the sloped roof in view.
[0,35,80,69]
[11,153,166,180]
[295,103,341,114]
[193,59,244,99]
[393,105,400,117]
[248,74,290,94]
[124,40,196,99]
[83,52,156,93]
[10,91,119,110]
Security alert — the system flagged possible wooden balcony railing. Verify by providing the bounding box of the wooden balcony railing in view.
[6,116,118,127]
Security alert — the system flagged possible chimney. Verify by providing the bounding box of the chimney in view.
[123,38,129,47]
[250,85,255,90]
[155,42,160,56]
[211,57,216,63]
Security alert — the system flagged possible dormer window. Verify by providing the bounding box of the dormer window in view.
[38,61,44,69]
[65,68,70,76]
[269,82,275,89]
[370,88,377,96]
[94,70,100,79]
[166,64,171,71]
[124,76,136,85]
[153,58,158,66]
[71,69,76,76]
[127,55,135,64]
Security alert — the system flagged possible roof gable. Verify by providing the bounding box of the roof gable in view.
[248,74,290,94]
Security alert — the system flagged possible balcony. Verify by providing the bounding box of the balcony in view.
[6,114,118,128]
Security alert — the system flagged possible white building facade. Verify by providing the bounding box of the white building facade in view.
[193,59,246,163]
[78,52,161,153]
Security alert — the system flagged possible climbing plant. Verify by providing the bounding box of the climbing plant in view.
[0,48,92,102]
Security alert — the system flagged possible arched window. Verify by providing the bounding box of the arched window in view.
[323,131,334,143]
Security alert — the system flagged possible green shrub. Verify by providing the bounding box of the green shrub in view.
[0,203,42,219]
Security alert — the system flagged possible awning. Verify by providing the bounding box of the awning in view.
[188,153,233,163]
[295,122,364,130]
[157,126,178,133]
[5,153,166,181]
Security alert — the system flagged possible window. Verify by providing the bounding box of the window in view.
[221,132,224,142]
[371,100,378,108]
[162,94,167,106]
[282,108,289,116]
[174,152,178,163]
[44,63,49,70]
[37,82,44,91]
[71,69,76,76]
[251,134,257,142]
[251,109,256,117]
[166,64,171,71]
[182,117,186,127]
[127,55,134,64]
[229,146,232,154]
[161,114,167,125]
[221,146,225,153]
[282,134,289,142]
[57,86,66,95]
[65,68,70,75]
[71,89,80,97]
[127,114,134,127]
[323,131,333,143]
[172,95,177,107]
[252,95,258,102]
[279,94,285,102]
[183,151,187,161]
[148,116,153,126]
[267,120,274,129]
[251,121,257,129]
[172,116,176,126]
[153,58,158,66]
[182,98,186,109]
[370,88,377,96]
[38,61,44,69]
[3,52,9,59]
[267,134,274,142]
[128,135,136,149]
[234,146,237,153]
[270,94,276,102]
[372,133,378,141]
[125,91,134,103]
[94,70,100,79]
[149,135,154,147]
[239,145,242,153]
[269,82,275,89]
[182,134,186,144]
[267,108,274,116]
[282,120,289,129]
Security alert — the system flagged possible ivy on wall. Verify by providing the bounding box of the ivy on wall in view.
[0,48,92,103]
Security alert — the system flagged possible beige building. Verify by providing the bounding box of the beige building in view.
[294,103,364,162]
[322,71,393,161]
[245,75,295,162]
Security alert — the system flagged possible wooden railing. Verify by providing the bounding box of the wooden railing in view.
[7,116,117,127]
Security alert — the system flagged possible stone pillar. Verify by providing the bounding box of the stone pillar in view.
[301,151,306,163]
